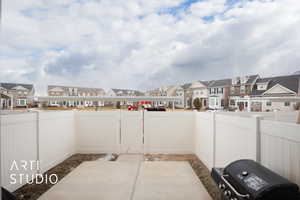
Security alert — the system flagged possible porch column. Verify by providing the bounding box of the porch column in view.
[247,99,251,112]
[10,96,13,109]
[172,101,175,110]
[297,110,300,124]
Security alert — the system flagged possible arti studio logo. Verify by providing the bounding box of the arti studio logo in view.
[10,160,58,185]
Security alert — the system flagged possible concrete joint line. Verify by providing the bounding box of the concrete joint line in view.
[129,160,142,200]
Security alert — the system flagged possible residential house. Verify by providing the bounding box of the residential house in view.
[106,88,145,106]
[250,75,300,111]
[189,80,212,109]
[174,85,185,108]
[229,75,259,111]
[0,83,35,108]
[48,85,106,107]
[208,79,231,110]
[146,86,179,107]
[180,83,192,109]
[0,86,12,109]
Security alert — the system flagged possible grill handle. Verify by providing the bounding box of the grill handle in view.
[221,174,250,199]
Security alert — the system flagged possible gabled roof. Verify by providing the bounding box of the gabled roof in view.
[181,83,192,89]
[251,75,300,96]
[0,83,34,91]
[208,78,232,88]
[111,89,144,96]
[200,80,214,87]
[245,75,259,85]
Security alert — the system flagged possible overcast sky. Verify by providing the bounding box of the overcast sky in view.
[1,0,300,94]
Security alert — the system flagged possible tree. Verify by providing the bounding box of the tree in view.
[193,98,202,111]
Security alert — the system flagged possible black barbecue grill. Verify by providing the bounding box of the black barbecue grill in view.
[211,160,300,200]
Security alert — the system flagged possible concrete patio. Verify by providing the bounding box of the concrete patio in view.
[38,155,211,200]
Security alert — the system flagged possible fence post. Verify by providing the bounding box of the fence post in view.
[297,110,300,124]
[212,111,216,168]
[253,115,262,163]
[119,109,122,153]
[0,114,2,198]
[35,111,40,174]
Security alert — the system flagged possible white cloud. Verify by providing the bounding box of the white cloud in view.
[1,0,300,95]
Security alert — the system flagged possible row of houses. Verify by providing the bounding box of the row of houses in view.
[1,73,300,111]
[146,74,300,112]
[0,83,35,109]
[0,84,146,109]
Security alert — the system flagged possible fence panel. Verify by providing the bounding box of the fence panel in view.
[39,111,76,173]
[144,111,195,154]
[261,120,300,186]
[194,112,215,170]
[0,113,38,192]
[120,111,143,153]
[75,111,121,153]
[214,114,258,167]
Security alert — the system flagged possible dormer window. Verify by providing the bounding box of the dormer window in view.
[257,82,268,90]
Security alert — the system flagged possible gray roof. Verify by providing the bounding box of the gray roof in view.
[48,85,104,93]
[199,80,213,87]
[0,83,34,91]
[251,75,300,96]
[208,79,232,88]
[112,89,144,96]
[245,75,259,85]
[181,83,192,89]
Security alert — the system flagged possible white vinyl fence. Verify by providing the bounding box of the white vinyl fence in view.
[0,111,75,191]
[144,111,195,154]
[194,112,215,169]
[0,113,38,191]
[39,111,76,173]
[75,111,121,153]
[195,111,300,186]
[1,110,300,192]
[260,120,300,186]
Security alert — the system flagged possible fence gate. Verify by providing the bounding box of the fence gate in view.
[120,111,144,153]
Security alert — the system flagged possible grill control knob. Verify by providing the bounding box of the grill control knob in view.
[218,184,225,190]
[242,171,248,176]
[224,190,231,197]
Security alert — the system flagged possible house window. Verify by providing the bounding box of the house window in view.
[240,86,245,93]
[18,99,26,106]
[230,100,235,106]
[284,102,290,106]
[221,99,224,106]
[218,88,223,94]
[231,87,235,93]
[266,101,272,106]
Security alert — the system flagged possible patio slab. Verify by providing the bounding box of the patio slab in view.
[133,161,212,200]
[38,161,211,200]
[38,161,139,200]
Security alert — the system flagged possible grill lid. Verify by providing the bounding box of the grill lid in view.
[224,160,300,199]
